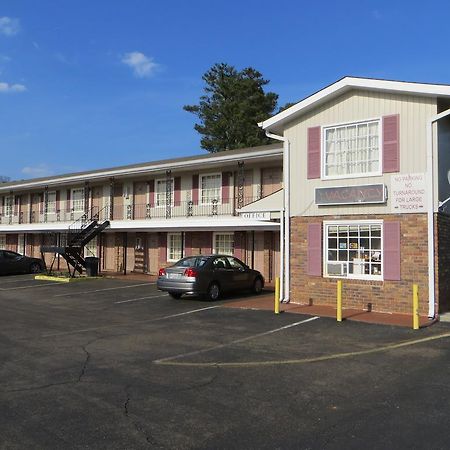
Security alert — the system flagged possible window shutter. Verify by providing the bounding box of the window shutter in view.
[39,193,44,214]
[14,196,19,216]
[66,190,71,212]
[201,231,212,255]
[383,221,401,280]
[192,175,199,204]
[148,180,155,206]
[234,231,245,260]
[222,172,230,204]
[56,191,60,212]
[159,232,167,263]
[174,177,181,205]
[307,126,321,179]
[1,196,4,215]
[184,232,192,257]
[307,223,322,276]
[382,114,400,173]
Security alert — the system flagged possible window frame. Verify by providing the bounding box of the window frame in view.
[199,172,222,205]
[0,234,6,250]
[4,196,14,218]
[71,188,85,213]
[321,118,383,180]
[155,177,174,208]
[323,219,383,281]
[47,191,57,214]
[167,232,183,262]
[213,232,234,256]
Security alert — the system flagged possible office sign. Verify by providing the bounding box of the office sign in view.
[315,184,386,206]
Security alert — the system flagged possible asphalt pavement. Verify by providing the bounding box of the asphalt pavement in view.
[1,274,450,449]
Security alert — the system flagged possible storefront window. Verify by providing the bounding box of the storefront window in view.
[325,222,382,279]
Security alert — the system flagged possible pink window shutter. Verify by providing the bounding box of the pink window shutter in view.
[307,126,321,179]
[184,232,192,257]
[174,177,181,205]
[234,231,245,260]
[383,221,401,280]
[307,223,322,276]
[66,190,71,212]
[202,231,212,255]
[159,232,167,263]
[382,114,400,173]
[56,191,60,212]
[222,172,230,204]
[192,175,199,204]
[14,196,19,216]
[148,180,155,206]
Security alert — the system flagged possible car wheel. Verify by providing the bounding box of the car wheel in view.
[253,277,263,295]
[206,282,220,301]
[169,292,182,299]
[30,262,41,274]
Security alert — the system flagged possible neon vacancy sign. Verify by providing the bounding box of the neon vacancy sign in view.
[315,184,386,206]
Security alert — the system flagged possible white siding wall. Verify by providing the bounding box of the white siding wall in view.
[284,90,437,216]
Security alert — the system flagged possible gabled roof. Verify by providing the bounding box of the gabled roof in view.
[260,76,450,132]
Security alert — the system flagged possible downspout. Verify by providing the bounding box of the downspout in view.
[265,131,290,302]
[426,107,450,318]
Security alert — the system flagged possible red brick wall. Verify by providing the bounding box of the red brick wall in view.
[290,214,430,315]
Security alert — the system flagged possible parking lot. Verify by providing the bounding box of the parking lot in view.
[2,275,450,449]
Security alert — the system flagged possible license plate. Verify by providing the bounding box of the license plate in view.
[168,273,182,279]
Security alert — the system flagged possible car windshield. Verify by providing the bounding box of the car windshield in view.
[174,257,208,268]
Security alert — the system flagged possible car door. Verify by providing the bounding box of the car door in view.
[226,256,252,291]
[211,256,233,292]
[0,251,5,275]
[2,251,22,274]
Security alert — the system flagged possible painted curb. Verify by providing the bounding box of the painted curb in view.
[34,275,102,283]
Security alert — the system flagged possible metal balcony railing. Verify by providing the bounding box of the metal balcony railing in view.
[0,196,264,225]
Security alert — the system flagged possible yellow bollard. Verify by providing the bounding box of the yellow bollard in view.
[337,280,342,322]
[413,284,419,330]
[274,277,280,314]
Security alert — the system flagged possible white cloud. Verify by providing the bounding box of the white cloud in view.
[0,17,20,36]
[0,81,26,93]
[121,51,159,78]
[21,164,53,177]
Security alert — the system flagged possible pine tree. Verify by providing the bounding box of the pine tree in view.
[184,63,278,152]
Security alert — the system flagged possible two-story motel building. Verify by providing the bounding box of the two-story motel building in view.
[2,76,450,320]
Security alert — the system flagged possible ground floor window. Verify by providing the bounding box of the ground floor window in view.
[167,232,183,261]
[84,236,98,257]
[213,233,234,256]
[0,234,5,250]
[324,221,382,280]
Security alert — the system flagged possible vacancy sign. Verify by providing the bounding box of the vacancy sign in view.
[391,173,427,213]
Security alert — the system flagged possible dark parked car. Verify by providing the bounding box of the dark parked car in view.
[0,250,44,275]
[157,254,264,300]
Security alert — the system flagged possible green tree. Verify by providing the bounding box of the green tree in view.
[184,63,278,152]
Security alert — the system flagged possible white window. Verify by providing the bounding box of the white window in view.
[213,232,234,256]
[47,191,57,214]
[167,232,183,261]
[324,221,382,280]
[72,188,85,212]
[84,236,98,257]
[156,178,174,207]
[0,234,6,249]
[4,196,13,217]
[200,173,221,205]
[323,119,380,178]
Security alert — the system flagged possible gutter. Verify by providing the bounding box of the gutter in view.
[265,131,290,303]
[427,107,450,318]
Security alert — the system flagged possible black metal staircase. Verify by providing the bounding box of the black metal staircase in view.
[40,206,110,277]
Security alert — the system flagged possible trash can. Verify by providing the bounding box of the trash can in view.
[85,257,99,277]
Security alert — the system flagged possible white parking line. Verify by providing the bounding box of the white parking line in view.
[0,282,63,291]
[154,316,320,363]
[0,278,37,285]
[41,305,221,337]
[53,282,156,297]
[115,293,168,304]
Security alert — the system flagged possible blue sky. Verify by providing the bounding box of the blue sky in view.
[1,0,450,180]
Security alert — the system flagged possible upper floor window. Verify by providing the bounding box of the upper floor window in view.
[4,196,13,217]
[200,173,221,205]
[47,191,57,214]
[156,178,174,207]
[72,188,85,212]
[323,119,380,178]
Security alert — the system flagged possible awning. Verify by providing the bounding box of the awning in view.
[238,189,283,219]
